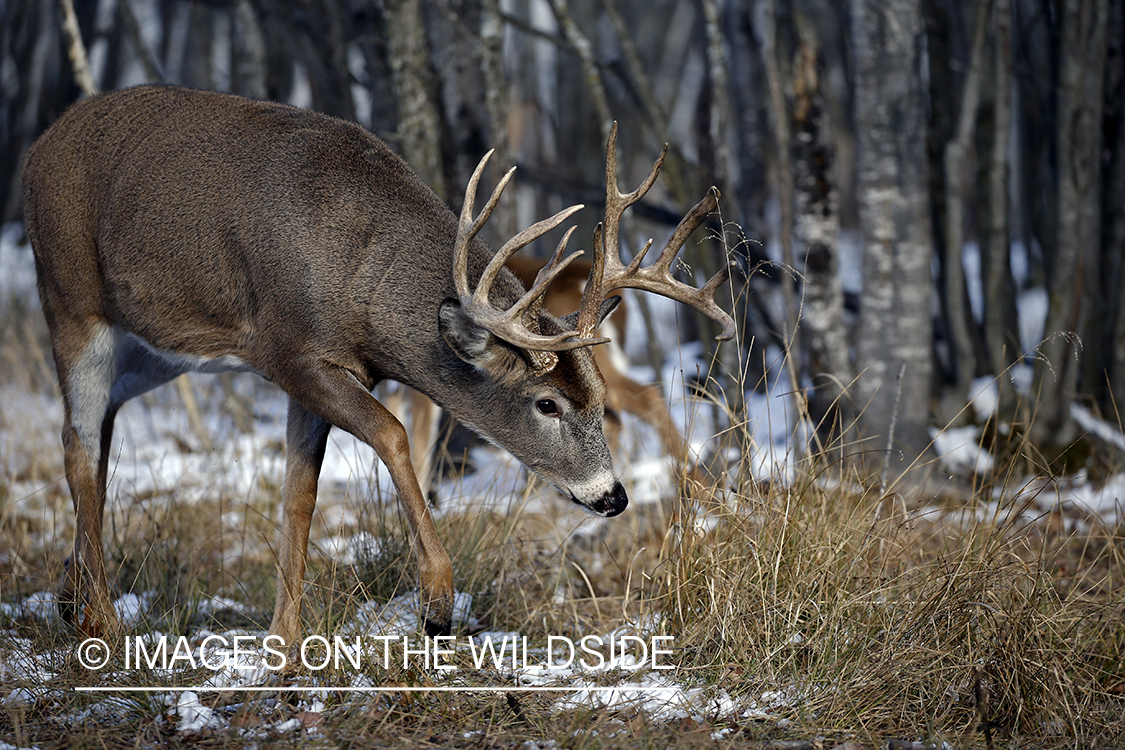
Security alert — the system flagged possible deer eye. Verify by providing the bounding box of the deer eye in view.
[535,398,560,417]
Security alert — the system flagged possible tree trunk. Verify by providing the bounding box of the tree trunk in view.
[791,23,853,446]
[1106,1,1125,407]
[936,0,989,420]
[760,0,798,357]
[849,0,935,477]
[981,0,1021,415]
[384,0,446,194]
[1029,0,1109,448]
[231,0,267,100]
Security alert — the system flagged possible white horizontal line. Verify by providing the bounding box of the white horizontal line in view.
[75,685,666,693]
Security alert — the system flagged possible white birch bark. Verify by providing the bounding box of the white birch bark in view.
[791,28,853,442]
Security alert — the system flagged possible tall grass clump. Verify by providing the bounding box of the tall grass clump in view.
[648,425,1125,744]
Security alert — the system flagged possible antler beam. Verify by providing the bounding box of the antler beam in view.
[452,131,736,361]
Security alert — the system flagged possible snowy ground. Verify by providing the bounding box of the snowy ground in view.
[0,581,788,738]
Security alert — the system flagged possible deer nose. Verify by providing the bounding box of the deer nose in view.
[592,481,629,517]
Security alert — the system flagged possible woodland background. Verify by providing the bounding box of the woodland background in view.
[1,0,1122,482]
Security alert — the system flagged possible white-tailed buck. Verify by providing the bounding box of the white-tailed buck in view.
[23,85,734,643]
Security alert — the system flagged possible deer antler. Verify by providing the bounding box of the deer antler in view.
[453,151,609,354]
[575,123,737,342]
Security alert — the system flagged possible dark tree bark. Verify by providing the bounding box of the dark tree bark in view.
[981,0,1021,415]
[231,0,267,100]
[935,0,988,418]
[384,0,445,193]
[1029,0,1109,448]
[178,3,216,91]
[1,0,81,223]
[760,0,799,357]
[1105,0,1125,407]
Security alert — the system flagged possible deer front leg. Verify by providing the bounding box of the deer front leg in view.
[283,367,454,638]
[269,399,331,646]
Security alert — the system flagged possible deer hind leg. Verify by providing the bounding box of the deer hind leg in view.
[54,325,196,633]
[53,321,123,636]
[269,398,331,646]
[282,366,453,637]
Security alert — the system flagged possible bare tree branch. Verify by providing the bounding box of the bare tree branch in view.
[59,0,98,96]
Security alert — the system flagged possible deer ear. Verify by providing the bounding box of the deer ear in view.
[559,295,621,332]
[439,300,526,378]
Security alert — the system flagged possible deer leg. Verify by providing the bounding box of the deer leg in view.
[269,398,331,645]
[599,364,695,471]
[54,321,122,636]
[407,387,440,499]
[283,367,454,637]
[54,325,198,633]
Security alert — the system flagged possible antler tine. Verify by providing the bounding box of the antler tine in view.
[456,150,607,353]
[601,123,667,266]
[464,221,607,352]
[451,152,605,354]
[519,228,610,348]
[472,203,584,310]
[454,150,517,303]
[523,226,578,331]
[646,186,720,276]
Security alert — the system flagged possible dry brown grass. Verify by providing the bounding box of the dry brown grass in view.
[2,298,1124,749]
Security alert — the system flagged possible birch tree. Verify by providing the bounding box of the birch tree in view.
[791,14,853,444]
[849,0,935,474]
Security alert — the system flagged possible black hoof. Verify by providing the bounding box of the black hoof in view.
[424,617,452,638]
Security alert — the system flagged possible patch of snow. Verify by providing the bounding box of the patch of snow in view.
[1009,238,1031,287]
[176,690,223,733]
[434,447,531,516]
[352,590,477,636]
[1018,287,1048,353]
[1,742,41,750]
[1057,473,1125,522]
[195,595,257,617]
[931,426,994,475]
[0,592,57,622]
[271,717,303,733]
[0,223,37,303]
[968,376,999,420]
[115,592,153,626]
[962,241,983,323]
[1071,404,1125,453]
[316,530,384,566]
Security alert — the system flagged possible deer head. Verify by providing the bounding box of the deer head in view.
[434,123,735,517]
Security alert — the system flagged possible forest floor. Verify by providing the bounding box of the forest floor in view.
[2,224,1124,749]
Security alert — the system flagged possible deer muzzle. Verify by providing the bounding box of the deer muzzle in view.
[571,480,629,517]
